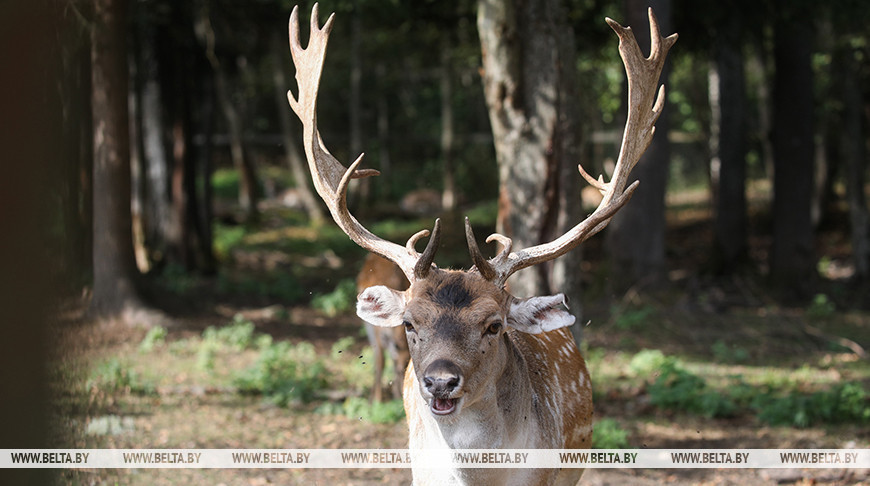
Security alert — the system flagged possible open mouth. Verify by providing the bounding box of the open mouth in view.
[430,397,457,416]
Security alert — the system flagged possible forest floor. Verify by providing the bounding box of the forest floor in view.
[50,190,870,485]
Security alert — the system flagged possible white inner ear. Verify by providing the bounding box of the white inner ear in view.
[507,294,575,334]
[357,285,406,328]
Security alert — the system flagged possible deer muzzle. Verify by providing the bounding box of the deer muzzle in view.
[422,359,462,416]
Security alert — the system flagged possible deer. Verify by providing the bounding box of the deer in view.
[286,4,676,485]
[356,253,410,402]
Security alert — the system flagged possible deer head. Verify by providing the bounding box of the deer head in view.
[287,0,675,448]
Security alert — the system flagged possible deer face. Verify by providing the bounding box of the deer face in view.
[358,268,575,419]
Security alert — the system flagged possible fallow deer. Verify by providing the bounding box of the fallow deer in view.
[356,253,410,402]
[286,4,676,485]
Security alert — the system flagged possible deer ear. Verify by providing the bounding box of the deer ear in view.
[357,285,406,328]
[507,294,575,334]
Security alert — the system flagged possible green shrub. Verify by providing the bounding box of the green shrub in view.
[312,279,358,317]
[234,341,328,405]
[202,316,256,351]
[86,359,153,395]
[755,382,870,428]
[138,326,167,353]
[340,397,406,424]
[213,225,247,259]
[629,349,674,376]
[592,418,630,449]
[807,293,836,320]
[636,351,737,418]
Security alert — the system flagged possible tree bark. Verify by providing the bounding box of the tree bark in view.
[440,46,457,212]
[477,0,584,344]
[90,0,141,316]
[709,9,748,272]
[770,1,815,293]
[606,0,673,290]
[839,46,870,279]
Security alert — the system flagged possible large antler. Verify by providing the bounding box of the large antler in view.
[287,4,440,283]
[467,8,678,288]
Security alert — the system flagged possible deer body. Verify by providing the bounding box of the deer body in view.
[359,269,591,485]
[286,5,675,485]
[356,253,410,402]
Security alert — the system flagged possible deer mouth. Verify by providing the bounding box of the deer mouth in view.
[430,397,458,416]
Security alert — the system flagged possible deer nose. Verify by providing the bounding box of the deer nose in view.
[423,359,462,397]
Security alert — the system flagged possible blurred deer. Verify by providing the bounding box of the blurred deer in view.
[356,253,410,402]
[286,4,675,484]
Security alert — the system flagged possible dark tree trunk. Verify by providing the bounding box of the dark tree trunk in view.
[606,0,673,290]
[477,0,584,343]
[839,46,870,279]
[90,0,141,316]
[197,65,217,274]
[770,1,816,294]
[709,8,748,272]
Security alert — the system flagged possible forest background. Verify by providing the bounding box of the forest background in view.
[1,0,869,484]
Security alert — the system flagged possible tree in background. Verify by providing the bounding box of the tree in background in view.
[708,1,748,273]
[90,0,142,317]
[605,0,673,290]
[770,0,816,295]
[477,0,584,342]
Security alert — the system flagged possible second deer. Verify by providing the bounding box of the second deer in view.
[356,253,410,402]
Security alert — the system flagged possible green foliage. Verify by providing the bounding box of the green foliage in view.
[86,359,153,395]
[312,279,358,317]
[647,358,737,418]
[807,293,836,320]
[234,341,328,406]
[197,316,257,371]
[628,349,673,376]
[138,326,167,353]
[754,382,870,428]
[213,224,247,260]
[331,336,357,356]
[592,418,630,449]
[711,340,749,363]
[212,168,240,200]
[203,316,256,351]
[630,350,737,418]
[330,397,406,424]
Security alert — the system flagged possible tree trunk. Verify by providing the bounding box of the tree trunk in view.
[134,12,173,269]
[90,0,141,316]
[606,0,673,290]
[271,32,324,224]
[215,62,258,222]
[709,9,748,272]
[770,1,815,294]
[440,47,457,212]
[197,68,217,274]
[839,46,870,279]
[477,0,584,344]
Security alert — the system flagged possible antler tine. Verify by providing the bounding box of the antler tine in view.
[287,4,437,283]
[473,9,676,288]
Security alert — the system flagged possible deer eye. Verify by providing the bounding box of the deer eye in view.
[403,321,416,333]
[484,321,502,336]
